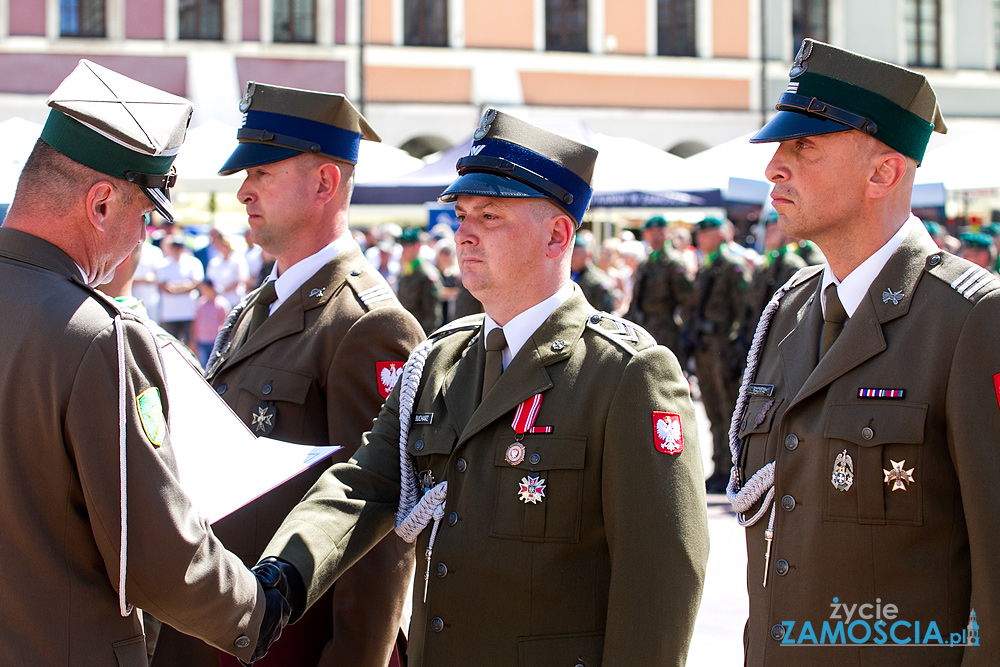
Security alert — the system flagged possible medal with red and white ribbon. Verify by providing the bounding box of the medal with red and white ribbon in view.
[505,393,552,465]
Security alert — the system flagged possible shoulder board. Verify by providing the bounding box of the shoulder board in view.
[786,264,824,291]
[926,251,1000,303]
[584,311,655,356]
[429,313,485,340]
[347,263,398,309]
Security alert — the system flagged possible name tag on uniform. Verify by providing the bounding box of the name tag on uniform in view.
[748,384,774,397]
[413,413,434,425]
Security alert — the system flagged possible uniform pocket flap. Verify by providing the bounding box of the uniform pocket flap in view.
[517,631,604,667]
[112,635,147,667]
[738,396,784,439]
[238,364,313,403]
[824,402,927,446]
[407,425,458,456]
[494,435,587,471]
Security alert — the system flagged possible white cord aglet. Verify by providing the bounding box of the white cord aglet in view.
[423,546,433,603]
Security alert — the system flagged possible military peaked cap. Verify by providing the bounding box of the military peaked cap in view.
[752,39,947,163]
[438,109,598,225]
[219,82,380,175]
[41,59,193,221]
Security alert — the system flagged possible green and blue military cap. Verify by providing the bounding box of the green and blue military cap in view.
[695,216,725,232]
[438,109,598,226]
[220,82,380,175]
[959,231,993,250]
[644,215,668,230]
[751,39,947,164]
[40,59,193,221]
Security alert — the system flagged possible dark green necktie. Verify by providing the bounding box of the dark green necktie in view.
[246,280,278,338]
[482,327,507,402]
[820,283,848,359]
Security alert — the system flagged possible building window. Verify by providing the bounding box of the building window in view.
[274,0,316,43]
[994,0,1000,69]
[179,0,222,40]
[404,0,448,47]
[792,0,828,55]
[905,0,940,68]
[657,0,696,57]
[60,0,105,37]
[546,0,588,52]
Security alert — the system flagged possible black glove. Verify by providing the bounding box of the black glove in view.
[243,558,306,664]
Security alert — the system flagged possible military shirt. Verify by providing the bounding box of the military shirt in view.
[629,247,693,350]
[736,228,999,665]
[263,289,709,666]
[688,243,752,345]
[573,263,619,312]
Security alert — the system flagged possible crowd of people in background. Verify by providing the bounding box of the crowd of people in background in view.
[129,211,997,492]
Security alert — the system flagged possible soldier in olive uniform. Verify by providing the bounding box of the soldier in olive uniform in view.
[746,211,808,331]
[687,216,752,493]
[397,227,443,334]
[958,231,999,276]
[0,61,280,665]
[251,109,709,665]
[571,231,619,312]
[153,84,424,667]
[628,216,693,354]
[730,39,997,665]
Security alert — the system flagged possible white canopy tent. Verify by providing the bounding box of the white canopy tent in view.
[0,117,43,205]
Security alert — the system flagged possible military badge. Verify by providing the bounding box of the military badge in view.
[882,288,904,305]
[505,443,526,466]
[858,388,904,399]
[309,288,325,298]
[251,402,276,436]
[748,384,774,397]
[511,393,553,435]
[789,39,813,78]
[376,361,404,398]
[753,399,775,427]
[473,108,497,141]
[831,449,854,491]
[884,459,915,491]
[652,411,684,455]
[518,475,546,504]
[136,386,166,447]
[239,81,255,112]
[551,338,566,351]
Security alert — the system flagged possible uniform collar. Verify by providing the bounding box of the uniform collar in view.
[822,214,919,317]
[265,230,354,314]
[482,282,576,369]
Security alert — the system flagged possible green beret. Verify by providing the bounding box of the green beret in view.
[762,209,780,226]
[41,59,193,221]
[751,39,946,164]
[574,234,591,248]
[696,216,724,232]
[398,227,423,245]
[981,222,1000,237]
[959,232,993,249]
[644,216,668,230]
[922,220,944,237]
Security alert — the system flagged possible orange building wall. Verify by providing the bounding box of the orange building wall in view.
[465,0,534,50]
[713,0,750,59]
[368,0,393,45]
[367,66,472,103]
[520,71,750,110]
[604,0,647,55]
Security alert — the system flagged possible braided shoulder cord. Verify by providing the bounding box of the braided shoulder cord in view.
[393,338,448,542]
[726,274,797,527]
[204,297,250,376]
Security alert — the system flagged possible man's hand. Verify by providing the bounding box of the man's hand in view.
[243,557,305,664]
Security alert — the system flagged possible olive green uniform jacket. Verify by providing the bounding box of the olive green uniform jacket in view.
[0,228,264,666]
[574,264,618,313]
[736,227,999,665]
[398,257,442,335]
[154,243,424,667]
[264,289,709,667]
[629,247,693,353]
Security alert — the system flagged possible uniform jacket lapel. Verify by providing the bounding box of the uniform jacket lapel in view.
[789,226,936,409]
[456,291,587,445]
[224,246,362,368]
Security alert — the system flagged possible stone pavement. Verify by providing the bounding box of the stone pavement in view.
[687,397,748,666]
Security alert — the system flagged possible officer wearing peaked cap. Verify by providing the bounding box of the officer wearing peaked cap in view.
[0,59,278,666]
[730,39,999,665]
[252,109,709,665]
[152,82,425,667]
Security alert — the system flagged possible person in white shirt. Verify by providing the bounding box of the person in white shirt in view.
[157,235,204,345]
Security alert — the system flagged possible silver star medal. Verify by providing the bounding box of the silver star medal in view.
[831,449,854,491]
[882,288,904,305]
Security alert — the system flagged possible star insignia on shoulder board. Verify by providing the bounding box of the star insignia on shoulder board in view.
[882,288,904,305]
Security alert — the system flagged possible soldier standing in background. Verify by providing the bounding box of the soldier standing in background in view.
[397,227,443,334]
[628,215,693,356]
[686,216,752,493]
[571,231,619,312]
[746,211,808,331]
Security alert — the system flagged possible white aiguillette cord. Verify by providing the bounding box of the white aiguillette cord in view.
[114,315,133,616]
[727,275,798,587]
